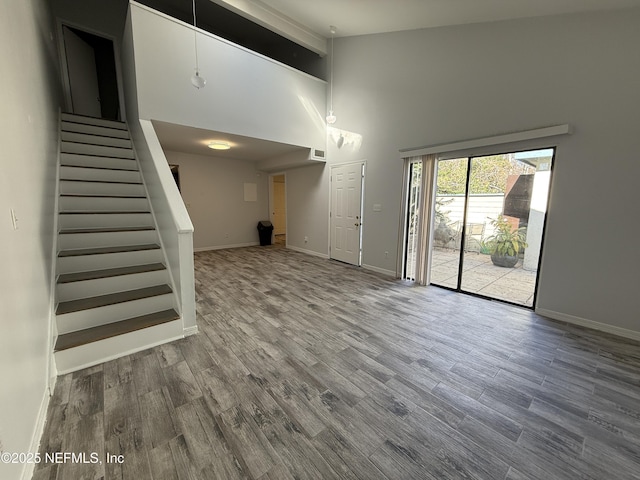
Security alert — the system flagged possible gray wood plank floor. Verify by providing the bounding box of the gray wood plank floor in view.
[34,246,640,479]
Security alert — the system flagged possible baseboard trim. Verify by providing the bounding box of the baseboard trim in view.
[362,264,396,278]
[21,387,51,480]
[194,242,259,252]
[183,325,198,337]
[286,245,329,259]
[536,308,640,342]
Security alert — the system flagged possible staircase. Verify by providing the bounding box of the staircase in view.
[54,113,182,373]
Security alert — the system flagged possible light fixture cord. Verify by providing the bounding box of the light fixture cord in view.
[192,0,199,71]
[329,28,334,112]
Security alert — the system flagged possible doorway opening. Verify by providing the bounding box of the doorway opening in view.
[404,148,554,307]
[270,174,287,246]
[61,25,121,120]
[170,165,181,192]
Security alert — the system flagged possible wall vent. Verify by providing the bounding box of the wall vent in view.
[312,149,325,159]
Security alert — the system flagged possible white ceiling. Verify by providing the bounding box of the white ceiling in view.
[256,0,640,37]
[258,0,640,37]
[152,121,306,162]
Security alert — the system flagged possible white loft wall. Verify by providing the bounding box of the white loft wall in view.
[164,151,269,250]
[0,0,61,478]
[128,1,326,152]
[295,8,640,336]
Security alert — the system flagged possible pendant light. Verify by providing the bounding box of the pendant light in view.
[326,25,337,124]
[190,0,206,89]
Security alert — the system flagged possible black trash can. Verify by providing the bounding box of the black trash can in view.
[257,221,274,246]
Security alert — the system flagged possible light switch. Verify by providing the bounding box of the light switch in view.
[373,204,382,212]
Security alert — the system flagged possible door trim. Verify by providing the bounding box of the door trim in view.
[268,172,287,246]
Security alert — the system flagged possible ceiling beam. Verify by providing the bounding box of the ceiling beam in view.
[207,0,327,55]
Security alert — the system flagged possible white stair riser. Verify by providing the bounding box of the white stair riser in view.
[59,181,146,197]
[57,249,163,274]
[56,293,175,334]
[61,113,127,130]
[54,319,183,374]
[58,213,153,229]
[61,153,138,171]
[57,270,169,302]
[61,141,134,159]
[60,166,141,183]
[61,131,132,149]
[58,230,158,249]
[61,121,130,139]
[59,196,149,211]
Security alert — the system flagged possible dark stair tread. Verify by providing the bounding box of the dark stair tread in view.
[61,140,132,151]
[59,210,151,215]
[58,243,161,257]
[60,193,146,198]
[61,112,127,127]
[55,309,179,351]
[60,164,138,172]
[58,263,166,284]
[61,153,136,161]
[60,178,142,185]
[56,284,173,315]
[59,226,154,234]
[61,131,131,140]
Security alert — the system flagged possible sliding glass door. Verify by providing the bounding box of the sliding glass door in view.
[429,149,554,307]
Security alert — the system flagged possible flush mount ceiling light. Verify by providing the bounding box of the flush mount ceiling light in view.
[208,141,231,150]
[326,25,337,125]
[190,0,206,89]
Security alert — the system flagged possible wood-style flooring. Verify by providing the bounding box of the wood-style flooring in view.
[34,246,640,479]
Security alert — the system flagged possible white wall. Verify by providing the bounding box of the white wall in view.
[295,8,640,336]
[0,0,61,478]
[128,2,326,152]
[164,151,269,250]
[286,163,330,256]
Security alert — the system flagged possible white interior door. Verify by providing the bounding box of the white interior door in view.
[330,162,364,265]
[63,26,101,117]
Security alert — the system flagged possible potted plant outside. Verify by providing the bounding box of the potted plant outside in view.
[483,215,528,268]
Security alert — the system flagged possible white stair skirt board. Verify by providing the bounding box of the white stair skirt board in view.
[60,141,134,159]
[60,153,138,170]
[59,195,149,211]
[61,121,130,139]
[56,291,175,334]
[54,319,183,374]
[57,229,158,249]
[58,212,154,229]
[59,180,146,196]
[61,112,127,130]
[57,247,163,273]
[60,165,141,183]
[57,269,169,302]
[61,131,132,149]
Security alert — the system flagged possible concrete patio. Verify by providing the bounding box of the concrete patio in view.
[429,247,537,306]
